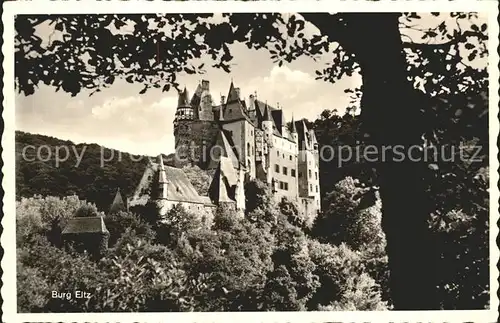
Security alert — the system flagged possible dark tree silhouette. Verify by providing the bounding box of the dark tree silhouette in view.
[15,12,489,310]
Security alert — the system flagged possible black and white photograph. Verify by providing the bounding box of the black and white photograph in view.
[2,0,499,321]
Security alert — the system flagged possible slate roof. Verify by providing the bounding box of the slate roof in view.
[129,158,214,206]
[294,119,311,150]
[62,216,109,235]
[162,165,209,204]
[208,157,238,203]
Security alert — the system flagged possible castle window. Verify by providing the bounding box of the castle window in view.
[315,172,318,180]
[283,167,288,175]
[282,153,285,158]
[310,184,313,191]
[291,169,296,177]
[251,130,253,136]
[308,169,312,178]
[316,185,318,193]
[289,155,292,161]
[247,143,251,156]
[275,164,280,173]
[277,151,279,157]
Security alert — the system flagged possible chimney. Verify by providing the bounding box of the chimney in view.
[201,80,210,91]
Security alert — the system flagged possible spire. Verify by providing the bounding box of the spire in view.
[226,80,240,103]
[262,103,271,121]
[109,187,126,214]
[291,115,297,133]
[177,87,190,108]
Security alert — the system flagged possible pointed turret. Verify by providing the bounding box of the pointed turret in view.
[177,87,190,108]
[262,103,273,138]
[226,80,241,103]
[262,103,272,121]
[109,188,126,214]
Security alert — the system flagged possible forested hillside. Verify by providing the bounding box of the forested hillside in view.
[15,131,149,210]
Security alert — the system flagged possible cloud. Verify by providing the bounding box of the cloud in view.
[17,90,179,156]
[243,65,358,120]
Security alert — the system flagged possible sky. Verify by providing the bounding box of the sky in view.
[15,14,361,156]
[15,12,487,156]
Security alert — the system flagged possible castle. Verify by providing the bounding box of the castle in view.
[128,79,321,221]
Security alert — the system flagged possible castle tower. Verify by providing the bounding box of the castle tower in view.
[173,87,194,166]
[158,154,168,199]
[296,120,321,219]
[262,104,273,139]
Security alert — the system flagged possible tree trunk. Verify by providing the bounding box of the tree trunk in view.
[343,14,438,310]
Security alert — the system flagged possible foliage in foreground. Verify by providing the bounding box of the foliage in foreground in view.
[17,192,389,312]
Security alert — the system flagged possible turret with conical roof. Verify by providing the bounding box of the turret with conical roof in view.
[174,87,194,132]
[109,187,126,214]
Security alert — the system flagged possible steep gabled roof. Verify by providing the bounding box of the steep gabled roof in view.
[62,216,109,235]
[254,100,282,137]
[271,109,286,133]
[208,158,235,203]
[207,130,240,169]
[162,165,208,204]
[294,119,311,150]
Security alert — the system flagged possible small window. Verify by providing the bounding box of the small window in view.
[308,170,312,178]
[275,164,280,173]
[283,167,288,175]
[284,182,289,191]
[291,169,296,177]
[315,172,318,180]
[316,185,318,193]
[310,184,313,191]
[289,155,292,161]
[277,151,280,157]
